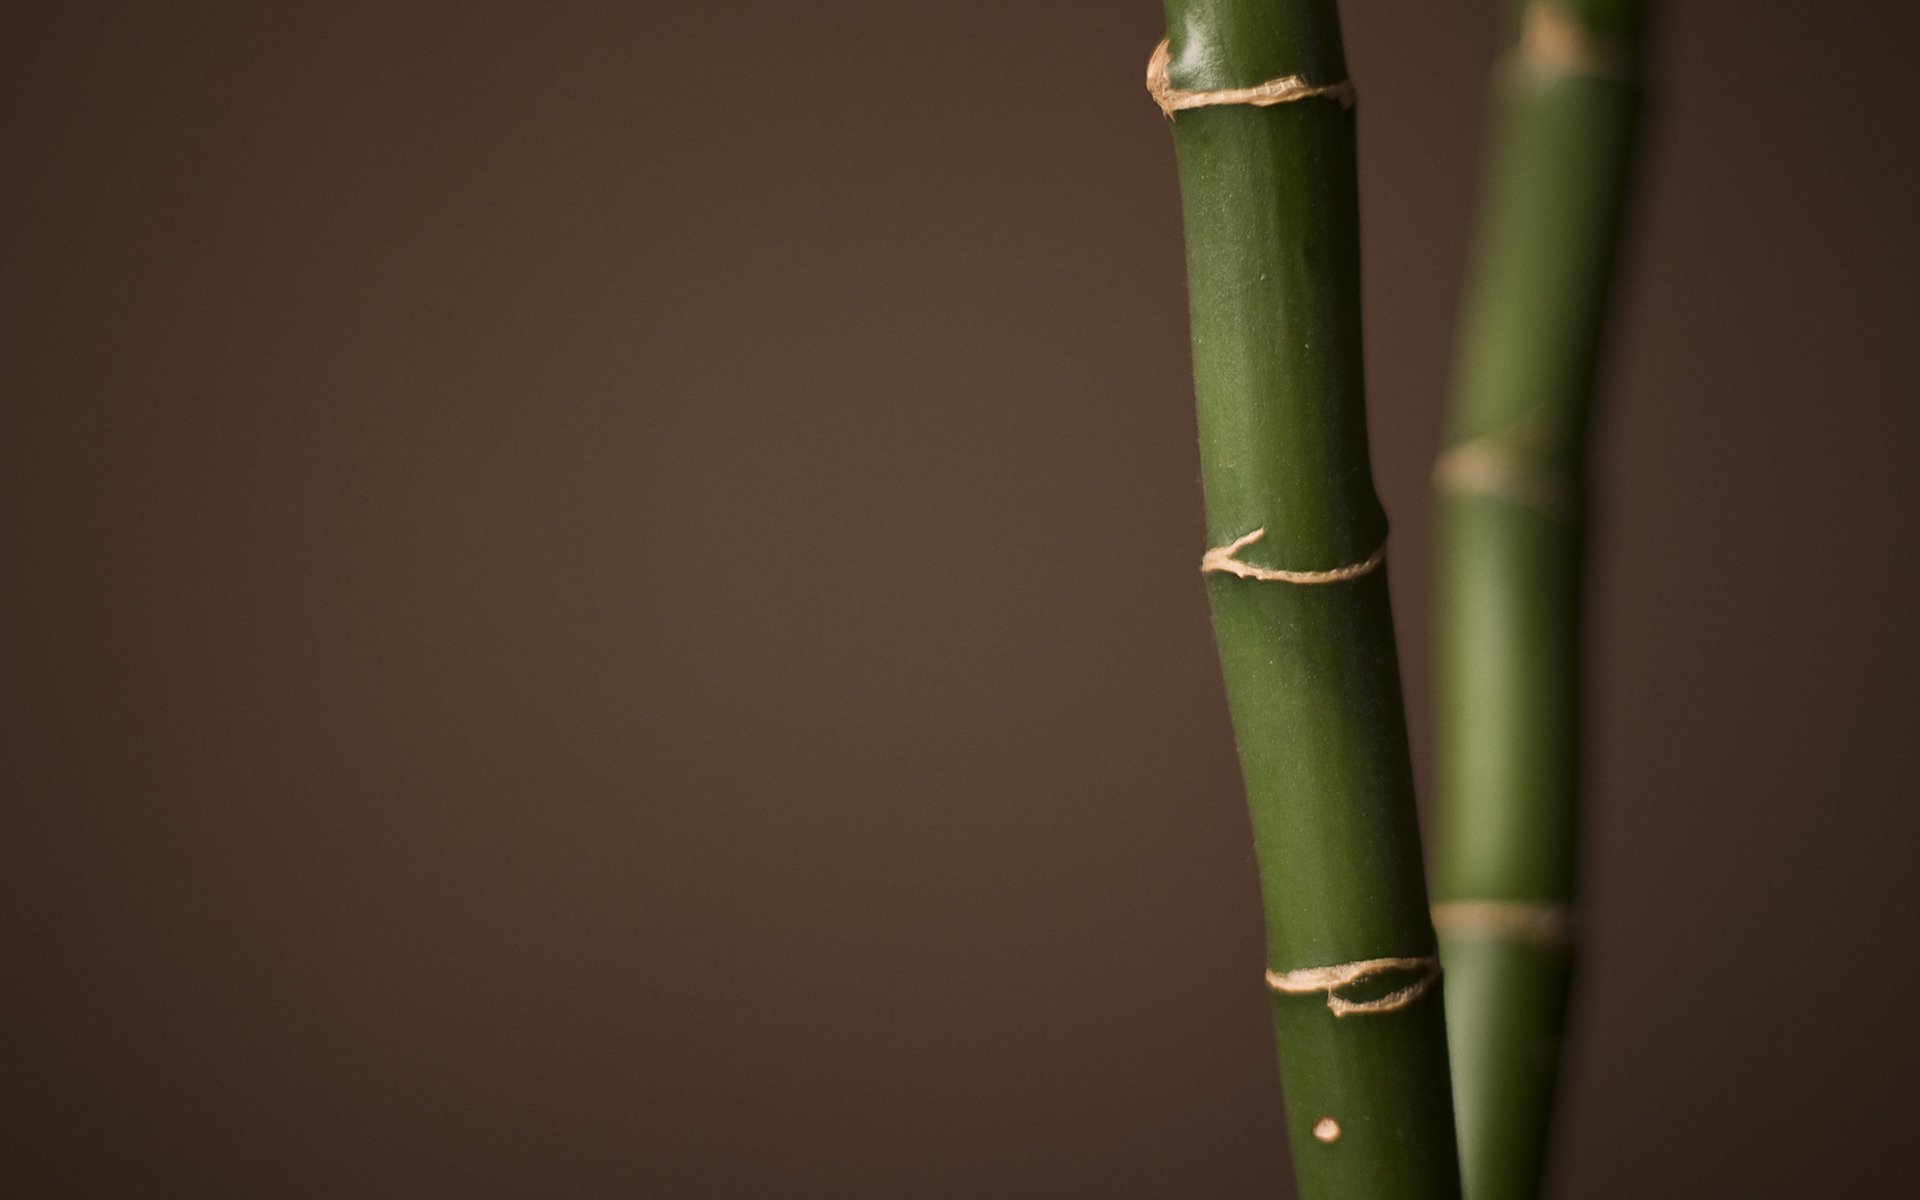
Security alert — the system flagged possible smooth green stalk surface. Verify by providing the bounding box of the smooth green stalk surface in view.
[1433,3,1646,1198]
[1157,4,1459,1197]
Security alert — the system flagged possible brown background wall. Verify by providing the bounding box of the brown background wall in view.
[5,2,1917,1196]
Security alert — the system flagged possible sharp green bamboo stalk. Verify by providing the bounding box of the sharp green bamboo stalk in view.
[1153,4,1460,1196]
[1432,3,1647,1198]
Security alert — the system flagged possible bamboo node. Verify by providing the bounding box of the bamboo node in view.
[1432,901,1574,949]
[1433,415,1578,520]
[1202,528,1385,585]
[1266,956,1440,1018]
[1146,38,1355,118]
[1502,6,1636,86]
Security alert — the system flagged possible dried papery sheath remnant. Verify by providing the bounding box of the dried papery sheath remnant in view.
[1266,956,1441,1018]
[1146,37,1355,115]
[1201,527,1387,585]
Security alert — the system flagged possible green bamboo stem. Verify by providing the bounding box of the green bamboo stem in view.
[1432,3,1646,1198]
[1154,4,1460,1196]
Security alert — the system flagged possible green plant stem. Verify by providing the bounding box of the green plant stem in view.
[1432,3,1646,1198]
[1156,4,1460,1196]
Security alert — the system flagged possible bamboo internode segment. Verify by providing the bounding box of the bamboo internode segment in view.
[1431,901,1574,950]
[1202,528,1387,585]
[1146,38,1356,118]
[1267,956,1442,1018]
[1505,6,1636,85]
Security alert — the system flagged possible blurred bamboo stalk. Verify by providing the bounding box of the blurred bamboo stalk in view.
[1432,3,1648,1197]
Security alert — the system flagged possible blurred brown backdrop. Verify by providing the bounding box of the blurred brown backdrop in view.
[5,1,1917,1196]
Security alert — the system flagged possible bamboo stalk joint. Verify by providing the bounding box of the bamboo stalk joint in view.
[1146,38,1356,117]
[1201,528,1387,584]
[1267,956,1442,1018]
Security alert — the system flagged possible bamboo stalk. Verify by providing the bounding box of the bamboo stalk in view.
[1432,3,1647,1197]
[1153,4,1460,1196]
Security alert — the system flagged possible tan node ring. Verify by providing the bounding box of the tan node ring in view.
[1431,900,1575,949]
[1267,955,1441,1018]
[1146,38,1355,117]
[1202,528,1386,585]
[1507,6,1636,85]
[1432,429,1576,520]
